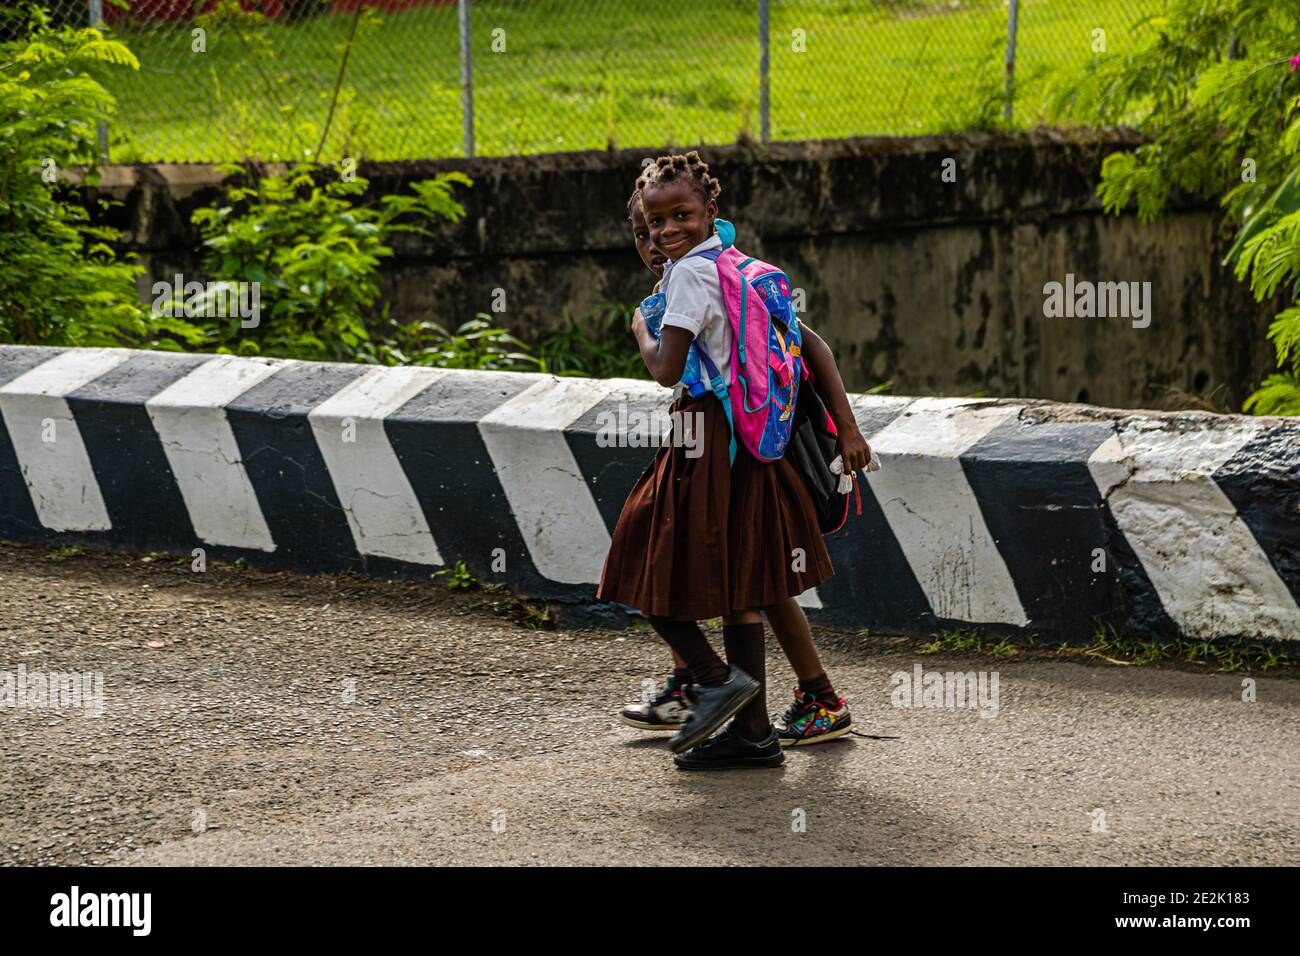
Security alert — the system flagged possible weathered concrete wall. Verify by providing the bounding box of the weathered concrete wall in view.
[2,345,1296,641]
[89,131,1277,411]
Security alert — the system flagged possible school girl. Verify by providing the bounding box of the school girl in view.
[597,151,871,769]
[615,185,871,748]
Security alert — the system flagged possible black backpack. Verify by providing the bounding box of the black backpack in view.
[786,368,859,535]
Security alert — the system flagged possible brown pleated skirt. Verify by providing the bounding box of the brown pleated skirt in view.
[597,391,833,621]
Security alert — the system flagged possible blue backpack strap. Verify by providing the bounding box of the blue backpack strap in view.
[695,344,736,465]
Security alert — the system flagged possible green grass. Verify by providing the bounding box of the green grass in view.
[100,0,1162,163]
[917,622,1293,673]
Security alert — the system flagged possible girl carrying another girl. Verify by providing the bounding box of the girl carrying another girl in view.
[598,151,872,769]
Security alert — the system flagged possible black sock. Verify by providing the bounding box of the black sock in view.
[671,666,692,687]
[648,618,728,687]
[723,622,769,741]
[799,670,839,709]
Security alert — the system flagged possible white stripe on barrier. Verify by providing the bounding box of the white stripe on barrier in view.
[864,398,1030,626]
[1089,426,1300,640]
[0,349,131,531]
[145,355,285,552]
[478,377,613,585]
[308,365,446,565]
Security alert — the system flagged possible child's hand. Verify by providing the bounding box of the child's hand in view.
[631,307,648,339]
[835,421,872,475]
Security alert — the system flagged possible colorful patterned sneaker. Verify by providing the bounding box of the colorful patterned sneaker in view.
[619,675,689,731]
[776,690,852,746]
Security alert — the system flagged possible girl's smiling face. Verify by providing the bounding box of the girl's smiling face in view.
[629,202,667,278]
[640,178,717,261]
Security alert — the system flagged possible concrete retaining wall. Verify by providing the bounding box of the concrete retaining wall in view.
[90,131,1279,411]
[1,345,1296,641]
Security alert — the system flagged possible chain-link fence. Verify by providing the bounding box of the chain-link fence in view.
[43,0,1162,163]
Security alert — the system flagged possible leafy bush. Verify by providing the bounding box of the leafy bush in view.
[179,163,490,365]
[1052,0,1300,414]
[535,302,651,379]
[0,6,198,349]
[362,314,541,371]
[167,0,543,373]
[0,4,637,380]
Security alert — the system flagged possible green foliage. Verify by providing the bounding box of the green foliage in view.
[931,627,984,652]
[0,6,605,376]
[917,621,1290,671]
[1050,0,1300,414]
[520,600,552,630]
[365,315,542,372]
[169,3,544,373]
[0,7,199,350]
[180,162,485,364]
[535,302,651,379]
[1077,622,1289,671]
[433,560,478,591]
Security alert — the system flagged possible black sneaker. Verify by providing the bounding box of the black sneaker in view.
[619,674,688,731]
[674,722,785,770]
[668,666,760,754]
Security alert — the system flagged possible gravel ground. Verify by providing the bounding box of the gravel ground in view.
[0,541,1296,867]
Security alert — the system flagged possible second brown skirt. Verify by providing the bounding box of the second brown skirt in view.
[596,391,834,620]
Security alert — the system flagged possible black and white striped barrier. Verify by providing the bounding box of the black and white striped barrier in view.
[0,345,1296,642]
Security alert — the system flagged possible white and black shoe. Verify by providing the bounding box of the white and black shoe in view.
[619,674,689,731]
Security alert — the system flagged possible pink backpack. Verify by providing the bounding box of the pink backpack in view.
[689,246,802,463]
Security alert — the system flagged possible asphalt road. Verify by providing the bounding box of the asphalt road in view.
[1,541,1296,866]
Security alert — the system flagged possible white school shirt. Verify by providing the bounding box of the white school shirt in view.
[660,233,733,390]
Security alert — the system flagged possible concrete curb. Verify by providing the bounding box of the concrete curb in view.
[0,345,1296,641]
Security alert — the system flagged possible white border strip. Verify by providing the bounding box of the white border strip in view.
[309,365,446,565]
[145,355,285,551]
[479,377,613,584]
[0,349,131,531]
[1089,426,1300,639]
[864,398,1029,625]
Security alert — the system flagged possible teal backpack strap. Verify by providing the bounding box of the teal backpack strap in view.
[695,344,736,465]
